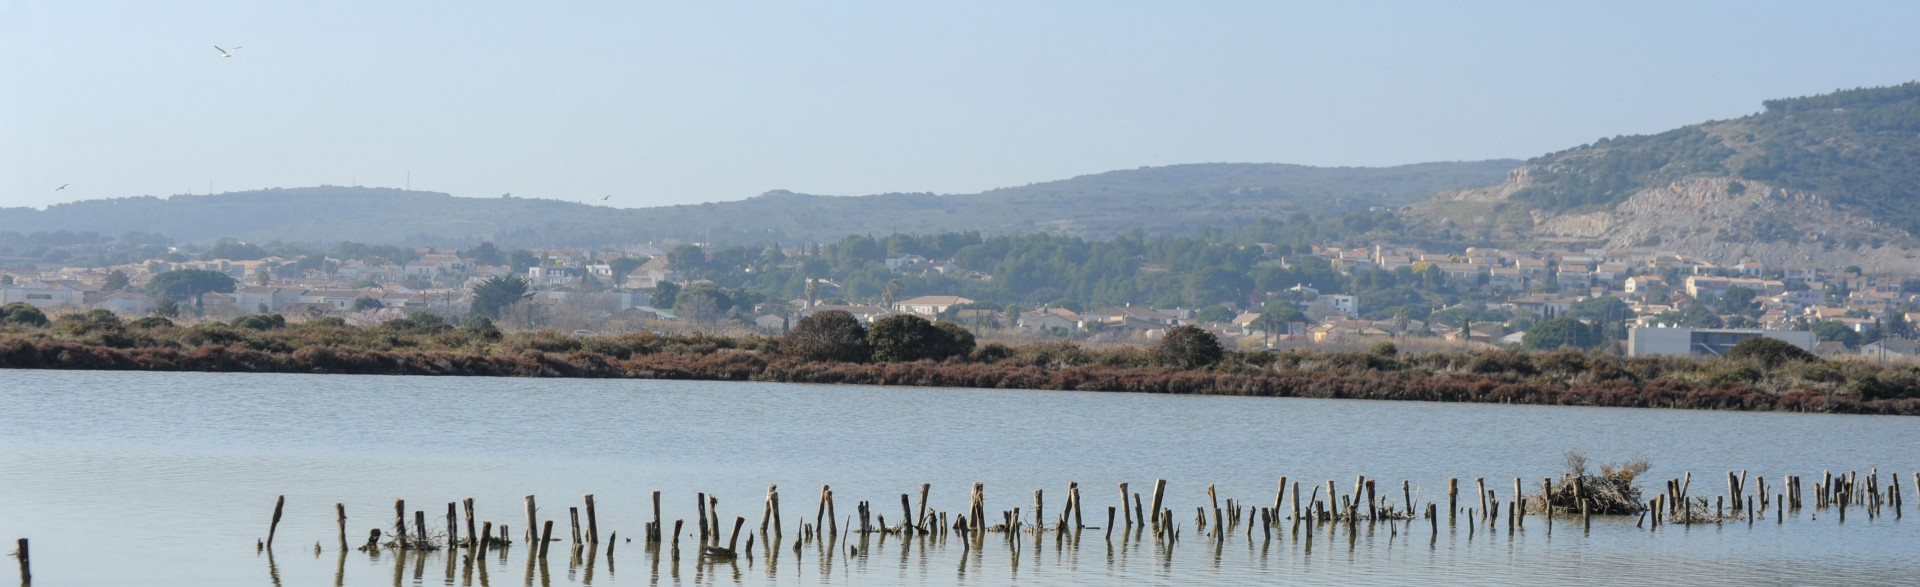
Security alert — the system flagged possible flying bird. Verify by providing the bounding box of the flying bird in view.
[55,183,67,191]
[602,194,612,201]
[214,45,242,58]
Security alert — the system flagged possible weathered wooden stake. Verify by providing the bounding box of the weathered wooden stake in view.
[479,521,492,553]
[539,520,554,558]
[414,510,427,547]
[394,499,409,544]
[1447,478,1459,523]
[1120,482,1133,527]
[267,495,286,549]
[1476,478,1488,521]
[917,483,930,534]
[1149,479,1167,529]
[697,493,710,543]
[463,498,477,548]
[727,516,746,553]
[335,503,348,551]
[569,507,582,544]
[446,503,457,547]
[651,491,663,543]
[584,494,599,544]
[523,496,537,544]
[15,538,29,585]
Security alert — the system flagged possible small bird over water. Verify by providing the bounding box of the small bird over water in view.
[215,45,242,58]
[55,183,67,191]
[602,194,612,201]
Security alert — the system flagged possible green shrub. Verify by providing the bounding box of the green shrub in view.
[867,315,974,362]
[0,303,50,327]
[1156,325,1224,368]
[781,310,869,363]
[128,316,175,329]
[1723,337,1818,368]
[230,314,287,331]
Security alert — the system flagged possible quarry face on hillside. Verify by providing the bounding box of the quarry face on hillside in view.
[1417,167,1920,272]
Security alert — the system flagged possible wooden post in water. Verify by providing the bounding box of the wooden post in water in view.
[1033,489,1044,530]
[727,516,746,554]
[671,520,684,559]
[1149,480,1167,530]
[1275,477,1288,526]
[697,493,710,543]
[815,486,828,539]
[1513,478,1524,522]
[772,487,784,536]
[1291,482,1301,524]
[1447,478,1458,523]
[336,503,348,551]
[1121,491,1136,529]
[446,503,457,547]
[761,485,776,533]
[395,499,409,545]
[414,510,428,547]
[539,521,554,558]
[1070,482,1084,529]
[1106,507,1116,539]
[267,495,286,549]
[569,507,582,545]
[14,538,28,585]
[918,483,931,533]
[463,498,477,548]
[707,495,720,544]
[651,491,663,543]
[826,489,838,538]
[1476,478,1487,521]
[524,496,538,544]
[1120,482,1132,527]
[585,494,599,544]
[479,522,492,553]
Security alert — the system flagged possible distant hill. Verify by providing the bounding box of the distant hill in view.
[1408,82,1920,270]
[0,161,1518,248]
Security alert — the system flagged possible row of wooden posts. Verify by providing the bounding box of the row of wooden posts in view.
[246,469,1914,567]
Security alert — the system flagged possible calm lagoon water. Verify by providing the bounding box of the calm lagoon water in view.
[2,370,1917,585]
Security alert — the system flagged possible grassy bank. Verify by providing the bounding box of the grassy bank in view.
[1,309,1916,415]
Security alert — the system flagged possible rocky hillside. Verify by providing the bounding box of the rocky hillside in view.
[1409,82,1920,271]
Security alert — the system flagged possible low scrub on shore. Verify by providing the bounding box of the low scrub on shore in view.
[1,308,1916,415]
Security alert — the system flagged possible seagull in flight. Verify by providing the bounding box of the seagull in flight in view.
[602,194,612,201]
[55,183,68,191]
[215,45,242,58]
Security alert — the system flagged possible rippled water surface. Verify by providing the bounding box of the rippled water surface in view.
[2,370,1917,586]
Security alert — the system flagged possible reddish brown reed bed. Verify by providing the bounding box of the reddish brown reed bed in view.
[2,338,1915,416]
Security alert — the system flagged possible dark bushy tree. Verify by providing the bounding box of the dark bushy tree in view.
[144,269,237,301]
[932,321,977,360]
[0,302,50,327]
[867,314,974,362]
[1157,325,1224,368]
[1724,337,1817,368]
[1524,317,1601,350]
[230,314,287,331]
[781,310,870,363]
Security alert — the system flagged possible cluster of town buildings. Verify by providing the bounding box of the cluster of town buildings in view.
[3,240,1916,358]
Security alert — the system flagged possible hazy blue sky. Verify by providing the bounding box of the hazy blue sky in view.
[3,1,1916,210]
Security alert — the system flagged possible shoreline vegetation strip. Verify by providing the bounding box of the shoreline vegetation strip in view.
[1,317,1915,416]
